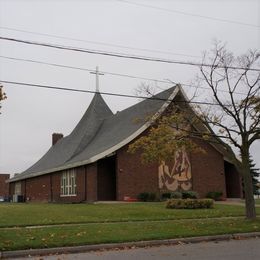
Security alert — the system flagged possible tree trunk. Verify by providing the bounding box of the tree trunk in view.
[241,147,256,219]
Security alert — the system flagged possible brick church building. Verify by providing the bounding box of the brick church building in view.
[8,85,242,202]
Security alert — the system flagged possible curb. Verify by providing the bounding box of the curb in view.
[1,232,260,259]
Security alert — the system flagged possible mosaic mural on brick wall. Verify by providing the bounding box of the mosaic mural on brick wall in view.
[158,148,192,191]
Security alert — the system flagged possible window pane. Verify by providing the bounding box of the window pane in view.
[60,170,77,195]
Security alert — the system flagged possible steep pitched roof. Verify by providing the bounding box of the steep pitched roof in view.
[9,86,179,182]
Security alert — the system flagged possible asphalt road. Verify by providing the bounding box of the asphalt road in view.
[15,238,260,260]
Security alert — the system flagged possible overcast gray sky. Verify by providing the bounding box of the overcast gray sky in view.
[0,0,259,176]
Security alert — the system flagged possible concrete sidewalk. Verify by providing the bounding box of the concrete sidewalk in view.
[17,237,260,260]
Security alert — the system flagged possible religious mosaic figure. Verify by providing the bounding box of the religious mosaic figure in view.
[158,148,192,191]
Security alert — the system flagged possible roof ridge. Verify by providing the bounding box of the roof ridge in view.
[65,93,113,160]
[115,86,177,116]
[67,118,107,161]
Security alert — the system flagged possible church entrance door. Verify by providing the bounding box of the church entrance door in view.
[97,156,116,200]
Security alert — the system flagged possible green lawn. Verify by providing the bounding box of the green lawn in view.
[1,218,260,251]
[235,199,260,205]
[1,202,260,251]
[0,202,259,228]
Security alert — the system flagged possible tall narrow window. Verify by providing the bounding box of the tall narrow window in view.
[60,169,76,196]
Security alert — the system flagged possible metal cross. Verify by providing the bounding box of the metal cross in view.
[90,66,104,92]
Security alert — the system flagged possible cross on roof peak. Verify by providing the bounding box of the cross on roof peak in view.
[90,66,104,93]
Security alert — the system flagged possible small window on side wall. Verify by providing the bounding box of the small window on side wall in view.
[60,169,76,196]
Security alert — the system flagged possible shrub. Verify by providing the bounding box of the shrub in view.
[137,192,149,202]
[161,191,182,200]
[166,198,214,209]
[182,191,198,199]
[170,191,182,199]
[206,191,223,201]
[148,192,156,201]
[137,192,156,202]
[161,193,171,200]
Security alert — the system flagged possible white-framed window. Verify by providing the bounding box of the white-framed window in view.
[60,169,76,196]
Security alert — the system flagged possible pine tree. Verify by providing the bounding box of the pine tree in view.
[249,156,260,195]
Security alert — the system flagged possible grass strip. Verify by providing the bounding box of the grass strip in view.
[255,199,260,205]
[1,218,260,251]
[1,203,259,228]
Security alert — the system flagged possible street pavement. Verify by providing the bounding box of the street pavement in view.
[15,238,260,260]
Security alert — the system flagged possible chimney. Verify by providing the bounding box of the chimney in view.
[52,133,63,146]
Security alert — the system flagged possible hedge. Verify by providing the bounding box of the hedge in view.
[206,191,223,201]
[161,192,182,200]
[166,198,214,209]
[137,192,157,202]
[182,191,198,199]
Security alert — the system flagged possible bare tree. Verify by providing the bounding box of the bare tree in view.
[196,42,260,219]
[129,43,259,219]
[0,84,7,114]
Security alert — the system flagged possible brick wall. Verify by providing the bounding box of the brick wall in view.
[9,182,15,197]
[9,166,88,203]
[25,175,51,202]
[0,174,10,197]
[86,163,98,202]
[51,166,86,203]
[117,136,227,200]
[190,138,226,198]
[117,145,159,200]
[8,137,229,202]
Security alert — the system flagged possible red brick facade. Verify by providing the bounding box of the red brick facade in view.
[25,175,50,202]
[86,163,98,202]
[0,174,10,197]
[117,145,158,200]
[52,166,86,203]
[116,137,230,200]
[190,139,227,198]
[9,135,242,202]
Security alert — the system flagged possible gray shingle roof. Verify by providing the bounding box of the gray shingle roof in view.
[9,85,178,182]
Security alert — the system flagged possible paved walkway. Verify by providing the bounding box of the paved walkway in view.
[11,236,260,260]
